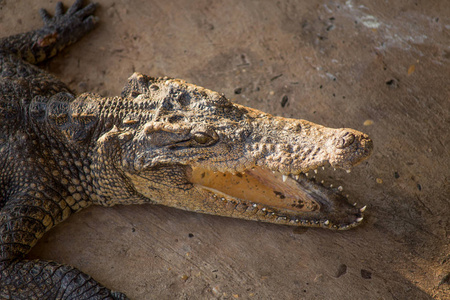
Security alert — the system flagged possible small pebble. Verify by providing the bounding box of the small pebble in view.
[361,269,372,279]
[363,119,374,126]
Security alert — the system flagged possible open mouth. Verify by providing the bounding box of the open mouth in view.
[189,164,366,230]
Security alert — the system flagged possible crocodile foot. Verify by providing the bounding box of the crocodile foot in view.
[36,0,98,50]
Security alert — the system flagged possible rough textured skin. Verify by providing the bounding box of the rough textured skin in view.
[0,1,373,298]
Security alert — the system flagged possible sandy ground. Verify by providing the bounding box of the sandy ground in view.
[1,0,449,299]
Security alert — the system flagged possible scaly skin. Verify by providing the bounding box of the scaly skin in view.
[0,1,373,298]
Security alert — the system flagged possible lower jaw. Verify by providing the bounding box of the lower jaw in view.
[188,166,365,230]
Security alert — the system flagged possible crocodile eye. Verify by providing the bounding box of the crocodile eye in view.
[337,132,355,148]
[193,132,213,144]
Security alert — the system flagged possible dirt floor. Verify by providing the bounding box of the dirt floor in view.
[1,0,449,299]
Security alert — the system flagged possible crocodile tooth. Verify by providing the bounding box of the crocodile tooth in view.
[321,180,325,184]
[305,172,309,177]
[322,166,325,170]
[334,168,336,171]
[314,169,318,174]
[282,175,287,182]
[330,184,333,188]
[356,217,363,222]
[360,205,367,212]
[338,186,343,191]
[324,220,330,225]
[295,175,299,180]
[346,169,351,173]
[353,202,357,206]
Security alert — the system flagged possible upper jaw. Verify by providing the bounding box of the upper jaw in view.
[245,127,373,176]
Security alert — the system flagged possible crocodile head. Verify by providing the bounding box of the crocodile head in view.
[99,73,373,230]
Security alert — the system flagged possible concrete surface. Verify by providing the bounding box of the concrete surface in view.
[1,0,449,299]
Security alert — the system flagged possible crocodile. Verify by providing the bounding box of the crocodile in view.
[0,1,373,298]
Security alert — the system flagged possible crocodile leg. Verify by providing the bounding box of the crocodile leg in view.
[0,260,127,299]
[0,193,127,299]
[0,0,98,98]
[0,0,98,65]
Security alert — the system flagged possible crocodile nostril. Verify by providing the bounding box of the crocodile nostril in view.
[361,137,374,155]
[337,132,355,149]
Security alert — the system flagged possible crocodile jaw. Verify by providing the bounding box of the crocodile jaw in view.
[188,165,366,230]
